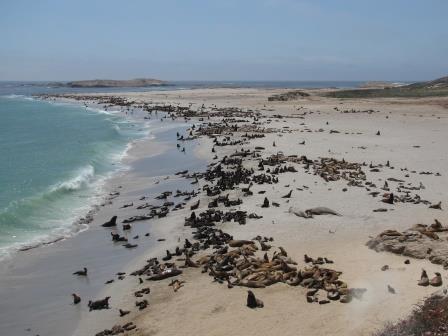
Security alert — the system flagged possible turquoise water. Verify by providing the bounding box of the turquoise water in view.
[0,95,146,257]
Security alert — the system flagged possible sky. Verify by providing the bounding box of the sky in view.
[0,0,447,81]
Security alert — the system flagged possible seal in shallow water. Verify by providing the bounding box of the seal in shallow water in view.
[73,267,87,276]
[72,293,81,304]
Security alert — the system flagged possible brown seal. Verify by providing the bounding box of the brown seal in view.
[247,290,264,308]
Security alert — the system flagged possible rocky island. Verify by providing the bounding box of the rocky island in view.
[49,78,169,88]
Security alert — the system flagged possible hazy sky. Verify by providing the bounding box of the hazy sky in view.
[1,0,447,81]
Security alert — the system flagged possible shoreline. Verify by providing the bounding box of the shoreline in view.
[0,94,205,336]
[1,88,448,336]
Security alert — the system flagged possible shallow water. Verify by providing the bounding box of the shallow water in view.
[0,96,148,258]
[0,123,207,336]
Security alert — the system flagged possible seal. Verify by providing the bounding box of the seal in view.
[430,272,442,286]
[119,309,130,317]
[73,267,87,276]
[247,290,264,308]
[72,293,81,304]
[102,216,118,227]
[88,296,110,311]
[418,269,430,286]
[305,207,342,216]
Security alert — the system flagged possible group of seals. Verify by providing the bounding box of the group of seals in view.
[418,270,442,287]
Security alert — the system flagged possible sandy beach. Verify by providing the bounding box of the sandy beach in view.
[2,87,448,336]
[113,89,448,336]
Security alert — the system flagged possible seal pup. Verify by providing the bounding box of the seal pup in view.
[247,290,264,308]
[72,293,81,304]
[73,267,88,276]
[102,216,117,227]
[387,285,396,294]
[418,270,429,286]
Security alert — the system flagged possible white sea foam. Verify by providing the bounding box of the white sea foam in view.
[50,165,95,192]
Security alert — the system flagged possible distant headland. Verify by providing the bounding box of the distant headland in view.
[48,78,169,88]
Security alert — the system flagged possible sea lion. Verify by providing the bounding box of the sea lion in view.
[418,270,429,287]
[247,290,264,308]
[135,299,148,310]
[282,190,292,198]
[72,293,81,304]
[73,267,88,276]
[429,201,442,210]
[119,309,130,317]
[228,240,255,248]
[288,207,312,218]
[430,272,442,286]
[88,296,110,311]
[190,200,200,210]
[382,193,394,204]
[102,216,117,227]
[111,232,127,242]
[261,197,270,208]
[305,207,342,217]
[123,243,138,248]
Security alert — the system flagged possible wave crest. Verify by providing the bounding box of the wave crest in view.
[50,165,95,192]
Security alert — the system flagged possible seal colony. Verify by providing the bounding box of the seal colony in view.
[33,88,448,336]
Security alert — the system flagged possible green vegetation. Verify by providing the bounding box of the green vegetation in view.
[325,76,448,98]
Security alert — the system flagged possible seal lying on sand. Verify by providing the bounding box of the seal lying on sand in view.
[288,206,341,218]
[247,290,264,308]
[306,207,342,217]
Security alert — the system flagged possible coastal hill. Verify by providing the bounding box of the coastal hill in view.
[325,75,448,98]
[49,78,168,88]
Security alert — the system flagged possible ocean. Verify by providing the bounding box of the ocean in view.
[0,92,151,259]
[0,80,364,260]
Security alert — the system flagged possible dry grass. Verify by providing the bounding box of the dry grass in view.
[373,294,448,336]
